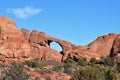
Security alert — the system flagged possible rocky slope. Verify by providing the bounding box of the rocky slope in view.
[0,16,120,64]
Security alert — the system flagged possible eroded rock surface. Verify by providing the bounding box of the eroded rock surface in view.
[87,33,117,57]
[21,29,74,62]
[0,16,120,64]
[0,16,31,64]
[110,35,120,62]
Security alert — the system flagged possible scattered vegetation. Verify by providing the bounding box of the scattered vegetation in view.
[71,65,120,80]
[71,56,120,80]
[53,65,63,72]
[100,56,115,66]
[63,56,75,68]
[77,58,87,66]
[0,56,120,80]
[116,62,120,72]
[90,57,97,65]
[72,65,104,80]
[0,62,29,80]
[25,58,41,69]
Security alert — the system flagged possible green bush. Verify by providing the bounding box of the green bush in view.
[72,65,105,80]
[90,57,97,65]
[64,57,74,64]
[71,70,82,80]
[105,68,118,80]
[72,65,120,80]
[63,57,75,68]
[77,58,87,66]
[25,58,40,68]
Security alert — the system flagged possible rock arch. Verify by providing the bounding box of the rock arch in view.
[3,16,120,64]
[21,29,75,61]
[48,40,64,55]
[48,40,63,50]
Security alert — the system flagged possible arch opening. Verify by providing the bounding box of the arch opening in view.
[49,41,63,55]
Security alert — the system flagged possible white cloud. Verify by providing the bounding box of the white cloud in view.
[7,6,42,19]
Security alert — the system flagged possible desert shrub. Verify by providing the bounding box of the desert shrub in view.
[90,57,97,65]
[0,62,29,80]
[25,58,40,68]
[63,57,76,74]
[53,65,63,72]
[71,70,81,80]
[89,58,97,65]
[64,57,74,64]
[100,56,114,66]
[63,62,71,69]
[64,67,73,74]
[77,58,87,66]
[116,62,120,73]
[72,65,105,80]
[63,57,75,68]
[44,60,61,66]
[72,65,120,80]
[105,68,120,80]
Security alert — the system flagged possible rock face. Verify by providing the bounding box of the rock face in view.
[111,35,120,55]
[0,16,31,64]
[69,46,101,61]
[87,33,117,57]
[0,16,120,64]
[21,29,75,62]
[110,35,120,62]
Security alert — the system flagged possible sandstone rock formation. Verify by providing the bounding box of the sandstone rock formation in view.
[87,33,118,57]
[110,35,120,62]
[0,16,120,64]
[0,16,31,64]
[111,35,120,55]
[21,29,75,62]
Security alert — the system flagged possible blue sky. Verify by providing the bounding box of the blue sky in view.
[0,0,120,51]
